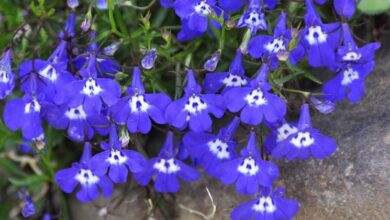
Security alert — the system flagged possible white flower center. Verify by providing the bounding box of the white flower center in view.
[65,105,87,120]
[24,99,41,114]
[184,95,208,115]
[305,25,327,45]
[341,68,359,85]
[245,88,267,107]
[222,74,247,87]
[75,169,100,186]
[194,0,212,16]
[342,51,361,62]
[153,158,181,174]
[265,38,286,54]
[276,123,298,142]
[252,196,277,213]
[39,64,58,82]
[244,11,265,28]
[207,139,230,160]
[290,132,314,148]
[129,94,150,113]
[237,157,259,176]
[0,70,10,83]
[106,149,128,165]
[82,78,103,96]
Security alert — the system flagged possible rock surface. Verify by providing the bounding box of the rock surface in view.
[70,41,390,220]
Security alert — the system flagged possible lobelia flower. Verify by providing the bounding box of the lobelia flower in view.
[90,125,146,183]
[310,96,335,114]
[73,31,120,78]
[264,120,298,154]
[160,0,175,8]
[289,0,341,68]
[42,214,52,220]
[248,12,293,70]
[55,142,114,202]
[204,49,249,94]
[20,41,75,104]
[231,186,300,220]
[3,89,46,142]
[218,0,244,13]
[223,64,286,126]
[110,67,171,134]
[237,0,267,35]
[67,0,79,9]
[263,0,278,9]
[334,0,356,20]
[322,23,380,103]
[45,102,109,142]
[203,50,221,72]
[183,117,240,177]
[141,48,157,70]
[165,69,224,132]
[0,48,15,99]
[97,0,108,10]
[134,131,201,193]
[174,0,218,33]
[59,12,76,40]
[218,131,279,195]
[21,195,36,218]
[65,54,121,115]
[177,18,205,42]
[103,42,121,56]
[271,104,337,160]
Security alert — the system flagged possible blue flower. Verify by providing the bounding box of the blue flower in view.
[90,125,146,183]
[134,131,200,193]
[42,213,52,220]
[174,0,217,33]
[218,0,244,13]
[322,23,380,103]
[203,50,221,72]
[110,67,171,134]
[204,50,248,94]
[223,64,286,126]
[160,0,175,8]
[165,69,224,132]
[231,187,300,220]
[59,12,76,39]
[271,104,337,160]
[97,0,107,9]
[264,120,298,154]
[67,0,79,9]
[0,48,15,99]
[55,142,114,202]
[141,48,157,70]
[248,12,292,70]
[46,102,109,142]
[289,0,341,68]
[3,92,46,142]
[237,0,267,35]
[22,195,36,218]
[183,117,240,177]
[65,57,121,115]
[218,131,279,194]
[72,32,120,78]
[334,0,356,20]
[19,41,75,104]
[177,18,205,42]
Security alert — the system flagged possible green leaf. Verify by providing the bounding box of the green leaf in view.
[8,175,49,187]
[358,0,390,15]
[0,158,28,178]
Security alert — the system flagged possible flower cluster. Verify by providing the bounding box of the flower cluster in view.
[1,0,381,219]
